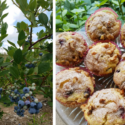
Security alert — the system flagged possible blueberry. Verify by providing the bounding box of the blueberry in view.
[29,108,36,114]
[23,87,29,94]
[14,89,19,94]
[26,40,29,43]
[36,109,39,114]
[39,53,43,56]
[0,95,1,99]
[36,102,42,109]
[18,100,25,108]
[30,102,36,108]
[116,69,120,73]
[14,106,18,110]
[30,96,35,101]
[28,64,33,68]
[20,94,25,99]
[25,64,29,68]
[25,100,30,107]
[0,88,2,94]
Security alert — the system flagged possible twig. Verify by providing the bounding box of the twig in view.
[30,22,33,46]
[28,34,52,50]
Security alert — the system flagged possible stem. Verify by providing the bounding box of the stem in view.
[5,75,12,85]
[24,77,28,87]
[28,34,52,50]
[30,22,33,46]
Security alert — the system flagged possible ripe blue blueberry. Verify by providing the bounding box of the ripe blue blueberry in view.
[36,109,39,114]
[14,89,19,94]
[18,100,25,108]
[0,88,2,94]
[25,100,30,107]
[36,102,42,109]
[28,108,36,114]
[39,53,43,56]
[23,87,29,94]
[30,102,36,108]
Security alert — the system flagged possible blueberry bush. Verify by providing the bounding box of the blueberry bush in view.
[56,0,125,32]
[0,0,53,119]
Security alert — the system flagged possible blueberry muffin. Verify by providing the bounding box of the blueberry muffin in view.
[113,53,125,89]
[56,67,95,108]
[56,32,87,67]
[81,88,125,125]
[86,9,121,41]
[121,23,125,47]
[85,42,121,76]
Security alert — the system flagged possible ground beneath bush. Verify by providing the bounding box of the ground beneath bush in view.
[0,95,52,125]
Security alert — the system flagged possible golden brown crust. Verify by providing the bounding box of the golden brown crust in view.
[121,24,125,47]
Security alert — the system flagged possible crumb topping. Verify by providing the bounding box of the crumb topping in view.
[56,32,87,66]
[87,11,120,41]
[81,89,125,125]
[56,67,95,104]
[85,42,121,75]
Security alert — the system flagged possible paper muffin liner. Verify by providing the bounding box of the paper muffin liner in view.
[56,32,88,68]
[84,41,122,77]
[120,24,125,48]
[56,67,95,108]
[85,7,121,42]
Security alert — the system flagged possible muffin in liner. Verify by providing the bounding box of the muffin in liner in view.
[85,7,121,42]
[56,67,95,108]
[84,41,121,76]
[56,32,88,67]
[113,53,125,89]
[120,23,125,48]
[81,88,125,125]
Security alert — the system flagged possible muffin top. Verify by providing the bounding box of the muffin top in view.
[56,67,95,106]
[121,23,125,47]
[81,88,125,125]
[85,42,121,76]
[113,53,125,89]
[86,11,120,41]
[56,32,87,66]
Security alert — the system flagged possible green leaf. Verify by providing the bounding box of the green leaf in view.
[7,40,17,48]
[1,13,8,20]
[80,20,86,26]
[121,0,125,3]
[27,68,34,75]
[18,30,25,41]
[0,70,9,76]
[56,19,63,25]
[13,49,22,64]
[18,30,26,46]
[38,13,48,26]
[62,10,67,17]
[29,0,37,11]
[63,24,70,31]
[38,62,51,74]
[69,24,78,28]
[1,23,8,35]
[9,66,19,78]
[0,57,4,65]
[71,9,85,14]
[64,0,70,10]
[1,62,11,67]
[99,0,108,6]
[41,53,52,61]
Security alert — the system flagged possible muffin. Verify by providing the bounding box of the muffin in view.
[81,88,125,125]
[56,32,87,67]
[113,53,125,89]
[121,23,125,48]
[85,42,121,76]
[86,8,121,41]
[56,67,95,108]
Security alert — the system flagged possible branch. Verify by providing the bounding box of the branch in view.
[30,22,33,46]
[28,34,52,50]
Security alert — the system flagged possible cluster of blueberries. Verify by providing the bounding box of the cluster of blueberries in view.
[1,83,42,117]
[25,63,35,68]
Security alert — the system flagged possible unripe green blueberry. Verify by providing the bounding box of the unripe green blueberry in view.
[29,91,32,95]
[23,105,27,110]
[31,86,35,90]
[22,96,26,100]
[34,98,38,103]
[25,93,29,97]
[32,83,36,86]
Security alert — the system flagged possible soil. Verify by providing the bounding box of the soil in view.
[0,95,52,125]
